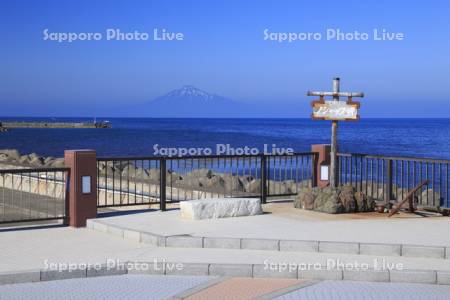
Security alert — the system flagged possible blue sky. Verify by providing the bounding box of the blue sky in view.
[1,0,449,117]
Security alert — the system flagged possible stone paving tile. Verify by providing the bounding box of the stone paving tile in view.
[185,277,305,300]
[2,274,450,299]
[0,227,151,272]
[274,280,450,300]
[90,209,450,246]
[0,274,214,300]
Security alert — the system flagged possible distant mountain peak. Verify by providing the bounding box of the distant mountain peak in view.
[165,85,214,101]
[145,85,238,117]
[150,85,233,105]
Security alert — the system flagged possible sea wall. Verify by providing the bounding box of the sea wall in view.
[0,121,109,129]
[0,149,64,168]
[1,149,442,208]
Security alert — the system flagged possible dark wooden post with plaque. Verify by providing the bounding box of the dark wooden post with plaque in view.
[307,77,364,188]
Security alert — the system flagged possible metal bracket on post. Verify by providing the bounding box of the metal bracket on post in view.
[159,158,167,211]
[260,154,267,204]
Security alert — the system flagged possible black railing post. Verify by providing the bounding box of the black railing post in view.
[64,170,71,226]
[260,154,267,204]
[386,159,393,205]
[311,153,318,187]
[160,158,167,211]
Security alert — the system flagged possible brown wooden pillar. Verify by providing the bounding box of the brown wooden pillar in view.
[311,144,332,188]
[64,150,97,227]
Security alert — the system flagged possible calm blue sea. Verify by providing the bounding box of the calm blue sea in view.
[0,118,449,159]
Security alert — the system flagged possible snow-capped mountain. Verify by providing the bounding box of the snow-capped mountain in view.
[146,86,237,117]
[124,85,304,117]
[150,85,233,105]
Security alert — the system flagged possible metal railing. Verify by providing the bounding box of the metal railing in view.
[96,153,317,209]
[338,153,450,209]
[3,151,447,225]
[0,167,70,224]
[266,154,315,197]
[96,157,160,208]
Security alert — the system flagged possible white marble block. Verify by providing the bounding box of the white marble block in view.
[180,198,263,220]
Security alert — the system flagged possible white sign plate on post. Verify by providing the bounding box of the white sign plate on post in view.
[320,165,329,181]
[312,101,359,121]
[82,176,91,194]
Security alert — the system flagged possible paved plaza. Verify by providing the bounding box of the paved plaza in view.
[0,275,450,300]
[274,280,450,300]
[91,203,450,246]
[2,223,450,276]
[0,274,213,300]
[1,205,450,298]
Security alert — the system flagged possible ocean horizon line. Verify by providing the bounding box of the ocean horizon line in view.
[1,116,449,120]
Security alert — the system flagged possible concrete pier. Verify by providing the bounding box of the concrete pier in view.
[0,121,110,129]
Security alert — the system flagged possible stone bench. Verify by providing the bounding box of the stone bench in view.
[180,198,263,220]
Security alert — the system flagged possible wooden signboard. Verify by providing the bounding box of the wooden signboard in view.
[311,97,360,121]
[307,77,364,188]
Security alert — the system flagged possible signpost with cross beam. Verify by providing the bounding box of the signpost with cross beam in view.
[307,77,364,188]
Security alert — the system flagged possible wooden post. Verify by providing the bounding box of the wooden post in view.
[312,144,331,188]
[307,77,363,188]
[330,121,338,188]
[64,150,97,227]
[330,77,340,188]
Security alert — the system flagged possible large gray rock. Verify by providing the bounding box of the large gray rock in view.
[183,169,214,180]
[294,186,376,214]
[0,149,65,167]
[167,170,183,184]
[180,198,263,220]
[313,187,344,213]
[420,190,442,204]
[0,149,21,163]
[220,174,245,192]
[121,164,138,177]
[147,169,160,181]
[98,162,115,176]
[245,179,261,194]
[29,156,45,167]
[44,156,55,165]
[19,155,30,165]
[50,158,65,168]
[206,175,226,189]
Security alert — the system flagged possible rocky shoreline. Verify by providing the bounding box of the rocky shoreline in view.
[0,149,65,168]
[0,150,305,195]
[98,161,307,195]
[1,149,443,212]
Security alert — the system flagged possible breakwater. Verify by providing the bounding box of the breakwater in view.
[0,121,110,129]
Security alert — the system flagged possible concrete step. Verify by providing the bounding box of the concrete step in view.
[126,246,450,285]
[2,224,450,286]
[87,217,450,261]
[3,239,450,285]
